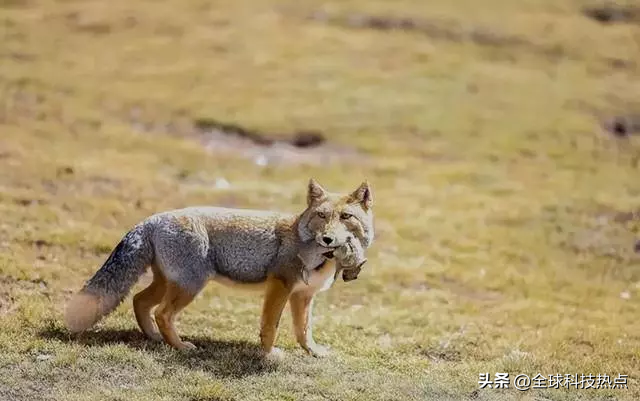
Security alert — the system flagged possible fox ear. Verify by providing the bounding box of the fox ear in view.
[350,181,373,209]
[307,178,327,205]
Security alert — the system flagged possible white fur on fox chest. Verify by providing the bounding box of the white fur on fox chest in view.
[292,259,337,294]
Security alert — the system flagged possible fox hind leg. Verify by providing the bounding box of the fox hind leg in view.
[154,281,201,350]
[260,276,291,358]
[133,266,166,341]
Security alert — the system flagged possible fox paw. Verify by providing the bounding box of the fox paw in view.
[263,347,284,362]
[176,341,197,351]
[305,343,330,358]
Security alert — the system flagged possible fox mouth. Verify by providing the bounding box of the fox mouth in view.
[317,244,339,259]
[321,250,335,259]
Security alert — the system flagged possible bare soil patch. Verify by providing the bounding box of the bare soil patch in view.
[603,114,640,137]
[583,4,640,25]
[124,109,367,166]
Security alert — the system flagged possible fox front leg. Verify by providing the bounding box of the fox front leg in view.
[289,292,330,357]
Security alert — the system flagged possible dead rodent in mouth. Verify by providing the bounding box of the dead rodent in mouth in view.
[297,236,367,284]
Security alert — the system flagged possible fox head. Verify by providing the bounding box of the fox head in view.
[297,178,374,249]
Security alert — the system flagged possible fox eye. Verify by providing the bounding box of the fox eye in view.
[340,212,352,220]
[316,211,327,219]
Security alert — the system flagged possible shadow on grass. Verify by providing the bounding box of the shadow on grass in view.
[39,324,276,378]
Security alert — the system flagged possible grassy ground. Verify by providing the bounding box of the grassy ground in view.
[1,0,640,400]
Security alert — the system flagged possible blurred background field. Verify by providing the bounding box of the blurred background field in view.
[1,0,640,400]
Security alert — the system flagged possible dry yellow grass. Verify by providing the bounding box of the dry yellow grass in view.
[1,0,640,400]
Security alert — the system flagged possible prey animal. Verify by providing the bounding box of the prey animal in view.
[297,232,369,284]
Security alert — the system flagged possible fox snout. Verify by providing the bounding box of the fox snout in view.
[315,232,350,248]
[316,233,338,247]
[320,235,336,246]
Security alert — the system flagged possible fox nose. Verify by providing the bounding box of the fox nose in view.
[322,236,334,246]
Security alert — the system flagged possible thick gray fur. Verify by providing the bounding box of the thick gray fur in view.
[80,206,346,304]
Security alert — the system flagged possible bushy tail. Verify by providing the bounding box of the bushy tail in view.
[64,223,154,333]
